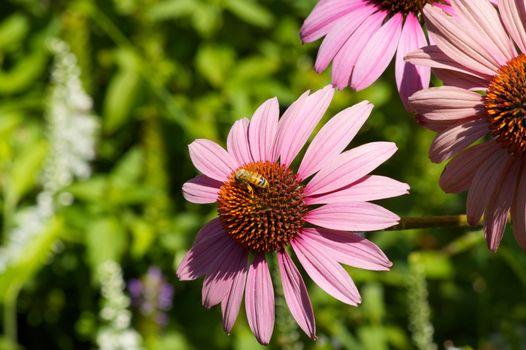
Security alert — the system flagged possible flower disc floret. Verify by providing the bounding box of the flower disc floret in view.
[217,161,306,253]
[369,0,438,15]
[485,55,526,158]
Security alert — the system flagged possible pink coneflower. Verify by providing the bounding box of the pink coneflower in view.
[300,0,455,107]
[406,0,526,251]
[178,86,408,344]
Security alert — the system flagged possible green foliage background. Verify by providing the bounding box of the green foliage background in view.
[1,0,526,349]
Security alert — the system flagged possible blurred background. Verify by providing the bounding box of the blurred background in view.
[1,0,526,349]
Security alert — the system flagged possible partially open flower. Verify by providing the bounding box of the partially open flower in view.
[300,0,455,107]
[179,86,408,344]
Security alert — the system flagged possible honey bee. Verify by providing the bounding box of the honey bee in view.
[235,169,269,193]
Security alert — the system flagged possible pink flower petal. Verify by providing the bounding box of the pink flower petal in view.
[300,0,365,43]
[221,257,249,333]
[395,13,430,108]
[405,46,493,82]
[177,219,231,280]
[304,142,397,196]
[499,0,526,53]
[440,140,500,193]
[192,217,222,245]
[301,228,392,271]
[245,254,275,345]
[297,101,373,180]
[277,250,317,340]
[273,86,334,168]
[270,90,311,162]
[182,175,222,204]
[189,139,238,182]
[248,97,279,162]
[351,13,403,90]
[429,119,489,163]
[423,5,499,76]
[409,86,484,121]
[432,68,489,90]
[314,6,374,72]
[451,0,516,65]
[416,114,454,133]
[305,175,409,205]
[202,245,248,309]
[483,159,520,251]
[332,12,386,89]
[202,277,229,309]
[305,202,400,231]
[512,165,526,250]
[227,118,253,166]
[466,147,510,225]
[291,236,361,305]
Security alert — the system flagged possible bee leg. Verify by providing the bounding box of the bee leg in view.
[246,183,254,197]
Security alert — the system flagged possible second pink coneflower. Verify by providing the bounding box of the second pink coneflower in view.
[407,0,526,251]
[300,0,455,107]
[179,86,408,344]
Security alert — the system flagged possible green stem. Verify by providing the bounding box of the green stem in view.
[4,285,20,349]
[2,157,18,348]
[407,254,437,350]
[387,215,473,231]
[2,197,18,349]
[2,166,15,243]
[271,258,302,350]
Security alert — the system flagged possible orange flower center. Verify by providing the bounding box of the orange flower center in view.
[217,161,306,253]
[485,54,526,157]
[369,0,438,14]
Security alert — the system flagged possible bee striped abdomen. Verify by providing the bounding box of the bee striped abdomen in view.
[235,169,269,189]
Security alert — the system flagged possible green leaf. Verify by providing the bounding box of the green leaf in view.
[66,176,107,203]
[229,56,279,83]
[192,3,221,37]
[110,186,158,206]
[0,217,63,303]
[361,283,385,323]
[155,331,194,350]
[0,113,21,137]
[85,217,127,269]
[0,113,21,167]
[127,216,155,259]
[10,140,48,203]
[112,0,138,15]
[102,49,142,134]
[233,326,267,350]
[0,14,29,51]
[225,0,274,28]
[409,252,454,279]
[0,336,22,350]
[161,212,202,252]
[110,147,144,185]
[195,45,235,87]
[358,325,388,350]
[146,0,198,21]
[0,51,48,95]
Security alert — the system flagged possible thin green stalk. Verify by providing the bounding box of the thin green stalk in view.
[407,254,437,350]
[388,215,473,231]
[2,167,18,348]
[3,286,20,350]
[271,258,303,350]
[2,168,15,242]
